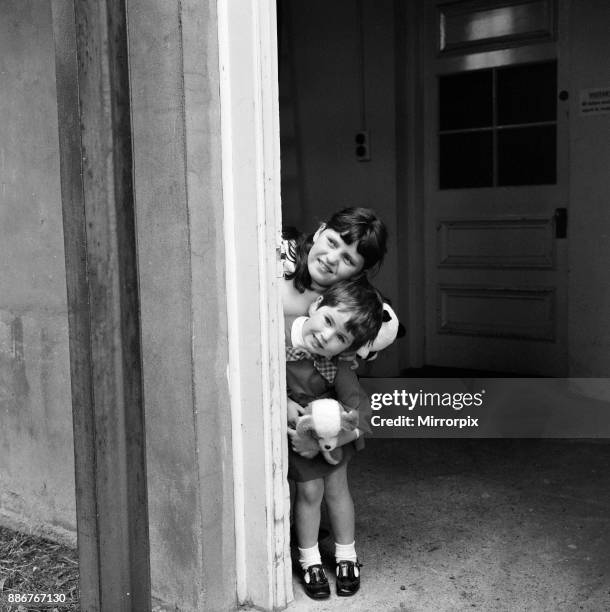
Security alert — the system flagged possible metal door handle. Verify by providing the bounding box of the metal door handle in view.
[554,208,567,239]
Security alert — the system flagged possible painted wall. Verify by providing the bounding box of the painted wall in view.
[282,0,400,375]
[0,1,75,544]
[567,0,610,380]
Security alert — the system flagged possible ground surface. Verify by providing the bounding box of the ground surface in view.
[288,439,610,611]
[0,527,78,612]
[2,440,609,611]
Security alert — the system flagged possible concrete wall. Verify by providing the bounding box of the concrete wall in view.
[0,1,75,544]
[567,0,610,379]
[282,0,400,375]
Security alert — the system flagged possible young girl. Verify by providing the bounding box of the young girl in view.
[282,207,388,317]
[282,208,388,598]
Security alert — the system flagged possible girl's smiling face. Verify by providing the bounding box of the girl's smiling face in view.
[302,299,355,358]
[307,228,365,288]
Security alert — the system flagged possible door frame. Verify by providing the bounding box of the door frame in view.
[217,0,292,608]
[396,0,427,371]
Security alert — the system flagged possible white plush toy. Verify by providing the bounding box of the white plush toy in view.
[295,398,359,465]
[356,301,400,360]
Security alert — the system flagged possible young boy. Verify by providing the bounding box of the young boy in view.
[285,278,383,600]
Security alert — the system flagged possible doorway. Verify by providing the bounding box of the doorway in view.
[278,0,570,377]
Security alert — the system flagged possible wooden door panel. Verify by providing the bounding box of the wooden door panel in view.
[438,285,556,340]
[437,217,555,268]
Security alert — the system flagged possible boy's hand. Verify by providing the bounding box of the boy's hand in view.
[286,398,305,426]
[287,425,319,458]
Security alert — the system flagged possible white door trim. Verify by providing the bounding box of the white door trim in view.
[217,0,291,609]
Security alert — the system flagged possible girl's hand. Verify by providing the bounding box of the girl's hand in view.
[287,398,305,426]
[287,426,320,457]
[337,351,360,370]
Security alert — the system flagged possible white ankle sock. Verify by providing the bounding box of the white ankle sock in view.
[335,540,357,563]
[298,543,321,570]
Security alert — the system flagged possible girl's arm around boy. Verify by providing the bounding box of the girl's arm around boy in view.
[333,360,372,451]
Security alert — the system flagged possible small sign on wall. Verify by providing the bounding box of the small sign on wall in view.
[580,87,610,116]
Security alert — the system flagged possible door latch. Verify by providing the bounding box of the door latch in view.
[554,208,567,239]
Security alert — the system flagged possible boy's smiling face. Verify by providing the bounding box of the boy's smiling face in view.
[301,298,355,358]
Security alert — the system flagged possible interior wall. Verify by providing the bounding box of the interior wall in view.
[567,0,610,379]
[282,0,400,375]
[0,1,75,544]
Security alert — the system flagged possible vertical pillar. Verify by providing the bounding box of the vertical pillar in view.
[52,1,151,609]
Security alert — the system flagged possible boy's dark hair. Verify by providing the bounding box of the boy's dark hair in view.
[285,207,388,293]
[318,278,384,352]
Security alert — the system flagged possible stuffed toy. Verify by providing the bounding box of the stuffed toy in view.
[356,301,402,361]
[295,398,359,465]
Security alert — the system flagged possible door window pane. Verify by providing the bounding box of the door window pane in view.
[438,60,557,189]
[439,1,554,53]
[497,61,557,125]
[498,126,556,185]
[439,70,493,130]
[440,131,493,189]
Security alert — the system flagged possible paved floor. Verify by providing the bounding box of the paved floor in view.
[287,438,610,611]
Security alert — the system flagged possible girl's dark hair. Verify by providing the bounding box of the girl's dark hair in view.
[285,207,388,293]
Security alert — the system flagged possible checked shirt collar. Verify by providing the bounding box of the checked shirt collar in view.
[286,316,338,384]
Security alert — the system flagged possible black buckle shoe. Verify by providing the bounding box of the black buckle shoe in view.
[335,559,361,596]
[302,564,330,600]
